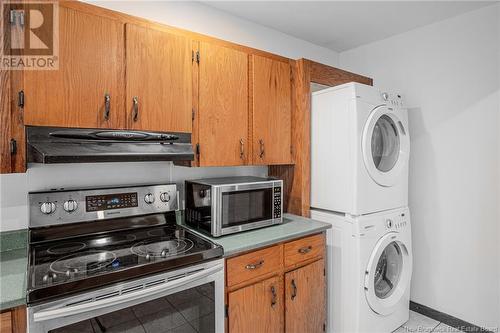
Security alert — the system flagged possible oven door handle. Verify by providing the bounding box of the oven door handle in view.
[33,263,223,322]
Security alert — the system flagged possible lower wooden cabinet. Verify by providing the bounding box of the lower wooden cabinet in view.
[285,259,326,333]
[228,275,284,333]
[225,233,326,333]
[0,306,26,333]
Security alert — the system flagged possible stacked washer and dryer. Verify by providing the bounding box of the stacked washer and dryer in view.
[310,83,412,333]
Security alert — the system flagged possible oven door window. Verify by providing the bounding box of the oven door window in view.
[49,282,215,333]
[221,188,272,227]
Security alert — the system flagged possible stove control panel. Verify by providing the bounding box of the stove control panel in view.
[29,184,178,228]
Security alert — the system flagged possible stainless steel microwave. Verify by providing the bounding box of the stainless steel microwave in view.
[185,176,283,237]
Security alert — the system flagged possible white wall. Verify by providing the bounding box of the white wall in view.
[340,5,500,329]
[0,1,339,232]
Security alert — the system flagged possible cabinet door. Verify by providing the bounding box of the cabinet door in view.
[198,42,248,166]
[285,259,326,333]
[252,55,292,165]
[228,276,283,333]
[23,6,125,129]
[126,24,192,132]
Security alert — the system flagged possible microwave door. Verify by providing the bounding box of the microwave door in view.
[218,184,274,235]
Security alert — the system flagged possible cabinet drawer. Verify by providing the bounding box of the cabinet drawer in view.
[227,245,282,287]
[0,311,12,333]
[284,233,325,269]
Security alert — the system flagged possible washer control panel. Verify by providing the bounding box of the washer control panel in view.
[385,212,408,231]
[29,184,178,228]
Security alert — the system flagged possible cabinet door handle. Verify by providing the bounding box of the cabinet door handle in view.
[270,285,277,308]
[259,139,265,158]
[239,139,244,159]
[104,93,111,120]
[291,279,297,300]
[298,246,312,254]
[132,96,139,122]
[245,260,264,270]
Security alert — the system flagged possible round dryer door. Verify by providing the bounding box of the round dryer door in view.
[364,232,412,315]
[362,106,409,187]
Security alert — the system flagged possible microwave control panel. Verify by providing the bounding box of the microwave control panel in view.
[273,186,282,219]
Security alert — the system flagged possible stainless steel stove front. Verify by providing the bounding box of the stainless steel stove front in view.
[28,259,224,333]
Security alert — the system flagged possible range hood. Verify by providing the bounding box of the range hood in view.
[27,126,194,164]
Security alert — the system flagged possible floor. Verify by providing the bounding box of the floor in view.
[394,311,463,333]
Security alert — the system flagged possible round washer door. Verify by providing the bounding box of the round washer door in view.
[364,232,412,315]
[362,106,409,187]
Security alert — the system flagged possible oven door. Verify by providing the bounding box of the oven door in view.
[213,182,281,236]
[28,259,224,333]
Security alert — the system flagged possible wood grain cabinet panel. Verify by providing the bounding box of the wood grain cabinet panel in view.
[125,24,192,132]
[228,275,283,333]
[285,259,326,333]
[284,233,325,269]
[0,311,12,332]
[198,42,248,166]
[0,306,26,333]
[252,55,292,165]
[226,245,282,287]
[23,6,125,129]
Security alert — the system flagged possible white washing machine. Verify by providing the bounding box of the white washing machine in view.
[311,207,412,333]
[311,82,410,215]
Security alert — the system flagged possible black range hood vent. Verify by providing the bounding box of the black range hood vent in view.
[26,126,194,164]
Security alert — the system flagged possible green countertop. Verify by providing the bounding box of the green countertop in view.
[0,229,28,311]
[183,213,332,257]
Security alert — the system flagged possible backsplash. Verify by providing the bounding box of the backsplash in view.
[0,162,267,232]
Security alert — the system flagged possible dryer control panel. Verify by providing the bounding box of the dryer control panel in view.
[381,91,404,107]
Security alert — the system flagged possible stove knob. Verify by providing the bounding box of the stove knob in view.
[382,92,389,101]
[63,200,78,213]
[144,193,155,204]
[145,253,152,261]
[40,202,56,215]
[386,219,393,228]
[160,192,171,203]
[161,249,168,258]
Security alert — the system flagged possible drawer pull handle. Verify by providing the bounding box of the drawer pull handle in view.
[298,246,312,254]
[291,279,297,300]
[245,260,264,270]
[270,285,277,307]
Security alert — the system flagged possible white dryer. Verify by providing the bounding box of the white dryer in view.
[311,82,410,215]
[311,207,412,333]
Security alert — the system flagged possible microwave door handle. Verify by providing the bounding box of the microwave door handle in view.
[33,264,223,322]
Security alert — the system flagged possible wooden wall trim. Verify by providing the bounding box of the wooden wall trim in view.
[308,59,373,86]
[0,4,12,173]
[270,59,373,217]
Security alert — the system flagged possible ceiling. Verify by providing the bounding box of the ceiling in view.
[202,1,495,52]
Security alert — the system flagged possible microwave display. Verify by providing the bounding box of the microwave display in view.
[221,188,272,227]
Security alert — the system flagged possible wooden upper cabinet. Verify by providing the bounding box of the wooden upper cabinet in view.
[198,42,248,166]
[23,6,125,129]
[252,55,292,165]
[125,24,192,132]
[285,259,326,333]
[228,275,283,333]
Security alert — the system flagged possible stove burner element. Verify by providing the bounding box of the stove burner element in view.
[50,250,117,275]
[131,238,194,259]
[47,242,86,255]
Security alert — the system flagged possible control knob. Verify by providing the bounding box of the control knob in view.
[144,193,155,204]
[40,202,56,215]
[386,219,393,228]
[160,192,171,203]
[63,199,78,213]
